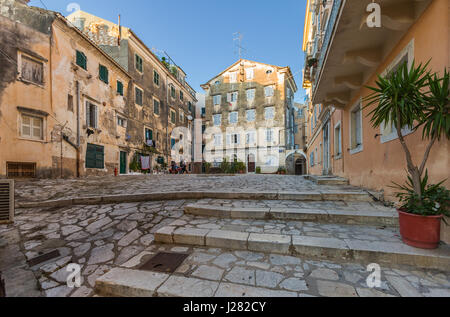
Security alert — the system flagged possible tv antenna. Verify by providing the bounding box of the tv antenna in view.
[233,32,246,59]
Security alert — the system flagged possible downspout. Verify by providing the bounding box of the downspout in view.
[76,80,81,177]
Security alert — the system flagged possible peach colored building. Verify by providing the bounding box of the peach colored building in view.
[302,0,449,241]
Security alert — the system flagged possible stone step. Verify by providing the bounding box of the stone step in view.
[185,204,399,227]
[95,268,298,297]
[306,175,349,185]
[154,225,450,271]
[16,190,373,209]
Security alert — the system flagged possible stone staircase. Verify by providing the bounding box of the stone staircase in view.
[154,197,450,271]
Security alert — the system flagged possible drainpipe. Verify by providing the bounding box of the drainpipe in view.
[76,80,81,177]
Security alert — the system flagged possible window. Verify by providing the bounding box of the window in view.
[170,85,176,98]
[20,55,43,85]
[214,134,222,146]
[264,86,274,97]
[246,131,256,144]
[266,69,273,75]
[350,102,363,153]
[246,89,255,101]
[213,114,222,126]
[266,129,274,143]
[214,80,220,87]
[76,50,87,70]
[21,114,43,140]
[180,91,184,101]
[99,65,109,84]
[213,95,221,106]
[117,116,127,127]
[246,68,254,80]
[229,72,237,83]
[227,92,238,103]
[86,101,98,129]
[310,152,315,167]
[68,94,74,112]
[265,107,275,120]
[135,86,143,106]
[85,144,104,169]
[246,109,256,122]
[153,99,160,115]
[170,109,176,124]
[380,46,414,143]
[188,101,192,113]
[201,107,206,117]
[229,112,238,124]
[145,128,153,142]
[227,133,240,145]
[202,124,206,134]
[135,54,143,73]
[117,80,124,96]
[334,122,342,158]
[153,71,160,86]
[180,111,184,123]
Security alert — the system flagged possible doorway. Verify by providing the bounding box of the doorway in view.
[247,154,256,173]
[120,151,127,174]
[295,157,306,175]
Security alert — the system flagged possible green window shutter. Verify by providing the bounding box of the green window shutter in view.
[76,51,87,70]
[99,65,109,84]
[135,87,143,105]
[86,144,104,169]
[136,55,143,72]
[95,145,104,169]
[85,144,96,168]
[117,81,123,96]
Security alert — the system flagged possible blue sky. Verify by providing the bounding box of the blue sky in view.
[30,0,307,102]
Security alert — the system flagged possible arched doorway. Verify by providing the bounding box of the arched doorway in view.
[295,157,306,175]
[247,154,256,173]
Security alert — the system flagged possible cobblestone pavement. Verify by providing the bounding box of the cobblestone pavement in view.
[14,175,362,203]
[0,200,449,297]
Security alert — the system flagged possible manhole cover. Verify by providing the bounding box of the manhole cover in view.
[28,250,60,267]
[139,252,189,273]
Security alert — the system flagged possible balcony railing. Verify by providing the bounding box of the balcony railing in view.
[314,0,343,89]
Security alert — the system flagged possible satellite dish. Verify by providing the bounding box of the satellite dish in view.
[187,115,193,121]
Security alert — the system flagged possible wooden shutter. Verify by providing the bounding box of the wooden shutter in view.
[86,144,96,168]
[86,101,90,127]
[95,145,104,169]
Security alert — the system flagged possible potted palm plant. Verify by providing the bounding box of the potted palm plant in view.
[364,61,449,249]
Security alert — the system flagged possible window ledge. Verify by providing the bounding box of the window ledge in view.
[380,129,414,144]
[334,154,342,160]
[18,77,45,88]
[349,145,363,155]
[18,137,46,144]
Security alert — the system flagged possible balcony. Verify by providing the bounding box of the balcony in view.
[312,0,433,108]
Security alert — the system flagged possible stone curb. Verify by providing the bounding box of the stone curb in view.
[154,227,450,271]
[184,204,399,227]
[16,191,373,209]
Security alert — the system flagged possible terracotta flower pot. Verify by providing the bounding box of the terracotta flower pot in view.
[398,210,442,249]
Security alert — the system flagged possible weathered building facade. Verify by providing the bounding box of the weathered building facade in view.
[67,11,197,171]
[0,1,197,178]
[201,59,297,173]
[0,0,133,178]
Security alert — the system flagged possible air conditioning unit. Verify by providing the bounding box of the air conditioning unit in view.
[0,180,14,224]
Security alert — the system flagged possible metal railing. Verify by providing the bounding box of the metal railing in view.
[314,0,343,89]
